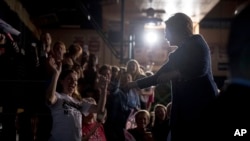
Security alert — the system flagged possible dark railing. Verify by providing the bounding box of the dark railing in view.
[75,0,120,59]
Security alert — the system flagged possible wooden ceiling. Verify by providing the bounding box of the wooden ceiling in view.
[2,0,248,37]
[103,0,220,24]
[17,0,220,29]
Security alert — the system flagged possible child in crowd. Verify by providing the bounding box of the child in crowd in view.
[82,97,107,141]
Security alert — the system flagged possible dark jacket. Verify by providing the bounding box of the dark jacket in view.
[136,34,218,141]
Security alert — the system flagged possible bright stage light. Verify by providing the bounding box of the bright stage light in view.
[144,31,158,44]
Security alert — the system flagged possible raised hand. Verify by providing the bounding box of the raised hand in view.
[97,75,109,90]
[48,57,62,75]
[97,109,107,123]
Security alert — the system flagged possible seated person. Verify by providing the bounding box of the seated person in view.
[127,110,154,141]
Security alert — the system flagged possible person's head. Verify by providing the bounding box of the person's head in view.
[98,64,112,81]
[111,65,120,80]
[52,41,66,62]
[119,67,126,73]
[227,2,250,80]
[68,43,83,59]
[126,59,139,74]
[40,32,52,47]
[154,104,167,121]
[164,13,193,45]
[119,72,132,88]
[72,64,83,79]
[126,59,141,76]
[88,53,98,67]
[58,69,80,100]
[81,49,89,65]
[135,110,151,129]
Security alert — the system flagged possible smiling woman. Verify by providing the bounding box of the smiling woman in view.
[46,56,108,141]
[127,110,154,141]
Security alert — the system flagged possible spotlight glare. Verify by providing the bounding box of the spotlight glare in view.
[144,31,158,44]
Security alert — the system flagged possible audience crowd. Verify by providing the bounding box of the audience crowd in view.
[1,7,250,141]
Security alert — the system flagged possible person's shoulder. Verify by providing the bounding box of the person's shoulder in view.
[180,34,203,46]
[190,34,204,41]
[185,34,208,48]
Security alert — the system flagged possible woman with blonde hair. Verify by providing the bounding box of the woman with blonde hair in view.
[126,59,145,81]
[126,59,148,110]
[127,110,154,141]
[152,103,170,141]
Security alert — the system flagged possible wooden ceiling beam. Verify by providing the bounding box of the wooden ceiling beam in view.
[3,0,41,39]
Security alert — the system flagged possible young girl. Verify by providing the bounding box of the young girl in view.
[82,97,107,141]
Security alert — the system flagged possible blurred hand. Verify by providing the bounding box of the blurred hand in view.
[97,109,107,123]
[0,33,6,44]
[97,75,109,90]
[11,41,20,53]
[144,132,154,141]
[48,57,62,75]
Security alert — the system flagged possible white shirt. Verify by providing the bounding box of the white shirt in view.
[49,92,91,141]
